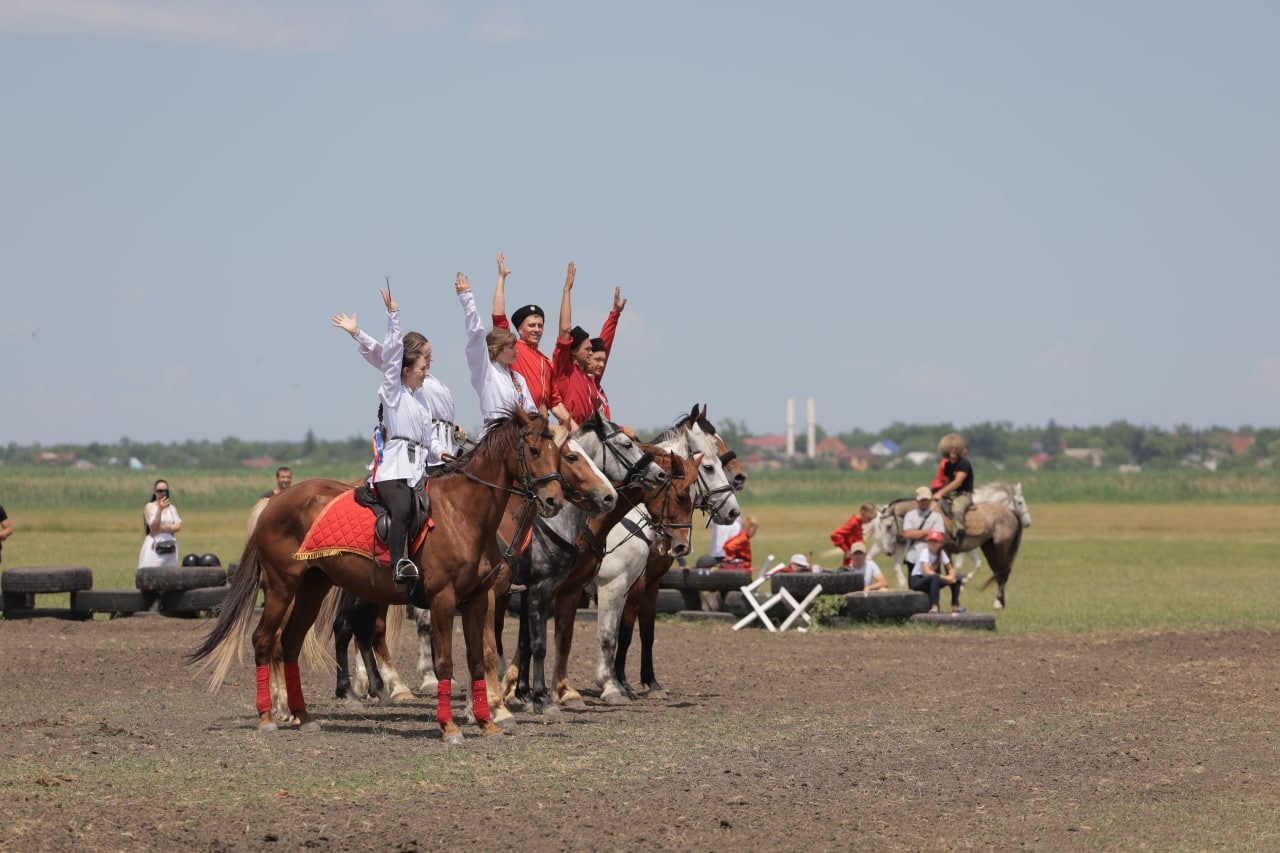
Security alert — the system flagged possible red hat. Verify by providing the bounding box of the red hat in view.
[926,530,944,542]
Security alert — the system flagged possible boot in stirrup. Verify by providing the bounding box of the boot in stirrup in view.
[393,557,420,587]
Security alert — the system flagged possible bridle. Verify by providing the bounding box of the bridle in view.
[585,416,656,489]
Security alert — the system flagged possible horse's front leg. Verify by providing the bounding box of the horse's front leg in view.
[637,583,664,697]
[460,592,503,737]
[613,605,639,701]
[594,573,631,706]
[370,606,414,704]
[333,602,362,705]
[526,581,559,718]
[430,591,464,744]
[480,587,516,730]
[551,582,585,708]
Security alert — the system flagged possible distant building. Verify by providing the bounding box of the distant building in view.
[869,439,899,457]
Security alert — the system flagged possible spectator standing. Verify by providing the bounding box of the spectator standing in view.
[261,466,293,499]
[902,486,945,573]
[139,479,182,569]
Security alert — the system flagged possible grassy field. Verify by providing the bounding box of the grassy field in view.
[3,466,1278,633]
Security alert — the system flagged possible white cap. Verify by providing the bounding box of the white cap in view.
[789,553,810,568]
[915,486,932,500]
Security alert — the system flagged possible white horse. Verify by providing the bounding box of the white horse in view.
[589,410,742,705]
[868,481,1031,587]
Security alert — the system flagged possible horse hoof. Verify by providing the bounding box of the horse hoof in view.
[257,722,279,733]
[480,722,505,737]
[601,689,630,706]
[391,690,414,704]
[442,732,465,746]
[495,710,518,731]
[559,697,587,711]
[993,600,1004,611]
[341,695,364,709]
[506,695,526,712]
[537,703,562,721]
[298,720,322,733]
[646,689,667,701]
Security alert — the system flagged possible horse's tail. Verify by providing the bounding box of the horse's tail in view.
[981,514,1023,590]
[186,533,265,690]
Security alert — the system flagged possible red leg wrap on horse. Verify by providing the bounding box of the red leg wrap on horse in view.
[284,662,305,713]
[436,679,453,724]
[256,665,272,715]
[471,679,491,723]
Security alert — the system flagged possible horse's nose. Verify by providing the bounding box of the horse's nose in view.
[599,492,616,512]
[671,541,690,558]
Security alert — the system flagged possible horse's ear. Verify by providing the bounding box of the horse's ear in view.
[687,403,699,423]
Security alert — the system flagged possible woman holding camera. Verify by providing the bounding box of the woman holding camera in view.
[139,479,182,569]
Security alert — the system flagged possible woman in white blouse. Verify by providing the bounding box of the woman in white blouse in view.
[138,479,182,569]
[331,287,440,588]
[456,272,537,434]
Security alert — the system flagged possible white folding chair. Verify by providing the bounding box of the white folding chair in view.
[732,558,824,633]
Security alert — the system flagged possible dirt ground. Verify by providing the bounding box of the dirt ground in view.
[1,613,1277,852]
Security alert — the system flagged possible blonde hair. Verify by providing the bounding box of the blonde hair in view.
[938,433,967,457]
[486,328,517,362]
[741,514,758,535]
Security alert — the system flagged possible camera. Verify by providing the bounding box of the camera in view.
[157,489,170,499]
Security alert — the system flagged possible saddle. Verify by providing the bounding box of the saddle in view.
[935,499,989,547]
[293,483,433,568]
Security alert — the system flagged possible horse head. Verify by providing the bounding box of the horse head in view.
[1012,482,1032,527]
[508,408,571,518]
[645,450,700,559]
[556,433,618,517]
[696,405,747,493]
[574,410,667,491]
[656,404,741,526]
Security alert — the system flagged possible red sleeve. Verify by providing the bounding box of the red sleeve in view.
[545,356,563,408]
[597,309,620,381]
[723,531,752,565]
[930,458,948,491]
[829,516,863,551]
[492,313,511,330]
[551,334,573,382]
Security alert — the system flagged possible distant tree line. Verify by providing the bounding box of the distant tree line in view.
[4,419,1278,472]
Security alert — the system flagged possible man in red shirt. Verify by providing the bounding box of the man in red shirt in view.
[491,252,575,429]
[553,276,627,424]
[830,502,877,566]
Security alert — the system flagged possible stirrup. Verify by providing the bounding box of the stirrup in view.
[393,558,420,585]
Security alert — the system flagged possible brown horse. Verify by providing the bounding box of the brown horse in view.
[187,410,615,743]
[875,497,1024,610]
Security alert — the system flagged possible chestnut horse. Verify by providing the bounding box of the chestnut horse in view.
[187,410,615,743]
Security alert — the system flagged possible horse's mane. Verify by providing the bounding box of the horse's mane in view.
[651,411,695,446]
[433,411,524,482]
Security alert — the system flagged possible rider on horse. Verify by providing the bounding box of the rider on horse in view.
[933,432,974,545]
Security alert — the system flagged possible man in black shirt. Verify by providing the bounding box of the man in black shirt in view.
[933,433,974,542]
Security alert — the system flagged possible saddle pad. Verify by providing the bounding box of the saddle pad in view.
[293,489,432,567]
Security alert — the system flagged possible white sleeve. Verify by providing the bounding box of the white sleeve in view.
[460,290,490,395]
[380,309,403,406]
[355,329,382,369]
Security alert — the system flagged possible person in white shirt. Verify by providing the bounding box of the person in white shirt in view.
[138,479,182,569]
[331,287,440,588]
[910,530,963,614]
[709,518,742,564]
[843,542,887,591]
[455,272,537,435]
[901,485,946,571]
[336,311,461,470]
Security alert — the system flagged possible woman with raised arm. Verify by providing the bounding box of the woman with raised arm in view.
[456,271,536,435]
[333,305,460,470]
[330,286,439,588]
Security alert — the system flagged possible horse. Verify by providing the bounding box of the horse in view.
[501,443,699,715]
[588,405,744,705]
[875,496,1024,611]
[954,482,1032,581]
[186,409,615,743]
[336,411,668,724]
[610,416,748,700]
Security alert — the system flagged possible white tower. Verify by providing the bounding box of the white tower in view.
[807,396,816,459]
[786,398,796,457]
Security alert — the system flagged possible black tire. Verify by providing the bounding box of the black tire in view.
[681,569,753,592]
[724,590,753,618]
[909,611,997,630]
[1,566,94,594]
[658,567,685,588]
[136,566,226,592]
[72,589,156,615]
[771,572,863,598]
[655,589,685,614]
[160,586,229,614]
[844,590,930,620]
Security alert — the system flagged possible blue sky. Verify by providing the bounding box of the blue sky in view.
[2,1,1277,446]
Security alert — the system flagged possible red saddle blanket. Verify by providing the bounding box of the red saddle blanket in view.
[293,489,432,567]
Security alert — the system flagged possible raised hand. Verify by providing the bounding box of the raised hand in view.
[455,272,471,294]
[380,281,398,312]
[613,286,627,313]
[497,253,510,280]
[564,261,576,289]
[331,312,360,336]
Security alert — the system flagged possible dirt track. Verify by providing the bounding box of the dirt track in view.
[1,614,1277,851]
